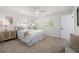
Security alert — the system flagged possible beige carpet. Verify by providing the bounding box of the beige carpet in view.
[0,36,65,53]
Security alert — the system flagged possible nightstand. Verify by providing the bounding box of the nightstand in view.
[0,30,16,41]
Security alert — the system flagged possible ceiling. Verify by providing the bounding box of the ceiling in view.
[0,6,74,17]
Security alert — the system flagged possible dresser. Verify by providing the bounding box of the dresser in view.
[0,30,16,41]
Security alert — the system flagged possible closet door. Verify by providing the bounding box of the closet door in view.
[61,14,74,42]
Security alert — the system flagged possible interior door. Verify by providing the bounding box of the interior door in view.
[61,14,74,42]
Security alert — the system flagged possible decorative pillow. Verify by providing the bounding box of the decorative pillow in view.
[18,30,28,37]
[24,31,28,37]
[16,26,23,31]
[16,26,26,31]
[16,25,28,31]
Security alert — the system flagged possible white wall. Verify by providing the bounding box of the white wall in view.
[34,14,61,37]
[0,9,32,26]
[12,14,61,38]
[0,8,73,38]
[34,10,73,38]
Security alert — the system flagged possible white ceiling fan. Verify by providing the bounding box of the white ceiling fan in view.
[33,8,45,14]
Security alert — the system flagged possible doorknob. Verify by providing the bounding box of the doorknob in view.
[61,28,63,30]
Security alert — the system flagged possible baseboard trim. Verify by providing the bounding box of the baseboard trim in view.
[46,35,62,39]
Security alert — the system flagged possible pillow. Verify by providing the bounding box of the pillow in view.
[16,26,23,31]
[16,26,28,31]
[18,30,28,37]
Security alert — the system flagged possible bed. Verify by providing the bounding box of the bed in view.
[17,29,45,46]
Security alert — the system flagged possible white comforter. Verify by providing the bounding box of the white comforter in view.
[17,29,45,46]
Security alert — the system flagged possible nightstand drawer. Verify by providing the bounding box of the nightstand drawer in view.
[10,31,16,38]
[0,32,2,41]
[0,30,16,41]
[2,31,9,40]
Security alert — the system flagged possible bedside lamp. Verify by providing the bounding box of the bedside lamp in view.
[31,23,36,29]
[3,19,10,31]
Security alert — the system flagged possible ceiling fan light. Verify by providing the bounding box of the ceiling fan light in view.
[33,8,40,14]
[34,11,40,14]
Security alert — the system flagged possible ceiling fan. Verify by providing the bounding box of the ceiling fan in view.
[33,8,45,14]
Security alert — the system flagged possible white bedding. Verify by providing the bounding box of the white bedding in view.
[17,29,45,46]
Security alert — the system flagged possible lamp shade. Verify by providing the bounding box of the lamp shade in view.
[3,19,10,25]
